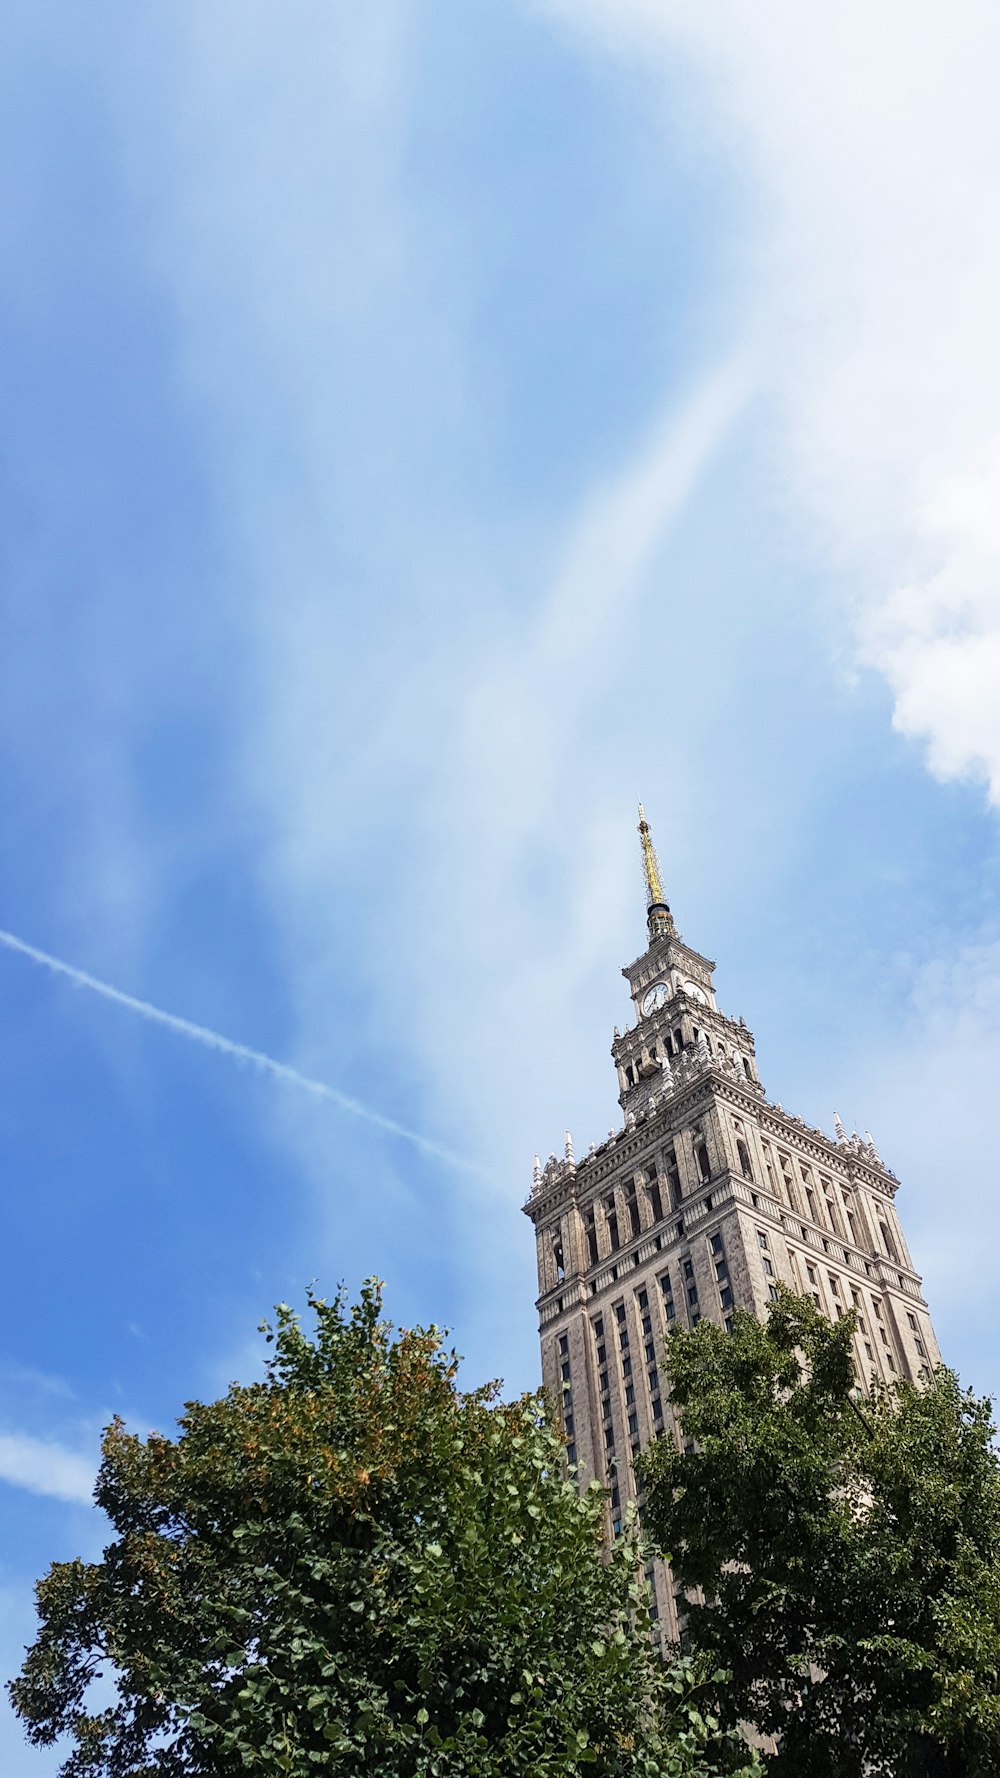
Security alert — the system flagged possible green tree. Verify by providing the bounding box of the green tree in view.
[12,1281,759,1778]
[639,1288,1000,1777]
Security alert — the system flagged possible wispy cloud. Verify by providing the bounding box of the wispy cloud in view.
[541,0,1000,804]
[0,928,482,1177]
[0,1430,95,1507]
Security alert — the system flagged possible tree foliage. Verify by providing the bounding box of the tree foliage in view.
[639,1288,1000,1777]
[12,1281,759,1778]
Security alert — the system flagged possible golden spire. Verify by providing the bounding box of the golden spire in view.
[637,802,664,906]
[637,802,676,942]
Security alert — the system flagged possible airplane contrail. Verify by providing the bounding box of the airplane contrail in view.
[0,926,482,1177]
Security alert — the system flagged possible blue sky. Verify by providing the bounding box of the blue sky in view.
[3,2,1000,1767]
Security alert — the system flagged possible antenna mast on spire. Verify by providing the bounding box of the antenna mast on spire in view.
[637,802,676,943]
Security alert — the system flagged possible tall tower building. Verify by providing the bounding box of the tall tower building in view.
[524,805,941,1646]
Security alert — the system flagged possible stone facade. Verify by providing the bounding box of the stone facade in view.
[523,819,941,1647]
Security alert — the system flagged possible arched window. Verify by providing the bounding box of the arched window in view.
[737,1138,754,1182]
[743,1056,753,1081]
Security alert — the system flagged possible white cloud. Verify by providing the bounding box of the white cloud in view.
[0,1431,95,1506]
[539,0,1000,802]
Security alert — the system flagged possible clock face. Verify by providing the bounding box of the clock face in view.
[641,982,671,1016]
[682,979,706,1005]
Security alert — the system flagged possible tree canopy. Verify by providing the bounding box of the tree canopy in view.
[639,1288,1000,1777]
[12,1281,758,1778]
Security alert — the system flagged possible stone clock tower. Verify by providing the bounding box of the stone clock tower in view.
[524,806,941,1647]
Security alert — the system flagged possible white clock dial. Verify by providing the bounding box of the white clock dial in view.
[641,982,671,1016]
[682,979,706,1004]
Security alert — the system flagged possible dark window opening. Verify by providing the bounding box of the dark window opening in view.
[696,1141,711,1183]
[737,1138,754,1181]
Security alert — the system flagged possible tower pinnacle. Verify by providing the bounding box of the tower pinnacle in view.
[637,802,676,943]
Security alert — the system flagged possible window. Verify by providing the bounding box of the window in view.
[682,1258,694,1280]
[806,1263,817,1285]
[906,1311,918,1332]
[720,1285,734,1310]
[652,1395,663,1421]
[558,1333,569,1355]
[625,1186,641,1241]
[880,1220,899,1263]
[710,1233,724,1256]
[584,1209,599,1268]
[757,1230,769,1249]
[648,1366,659,1391]
[829,1275,840,1296]
[915,1338,926,1358]
[762,1256,774,1277]
[615,1303,627,1323]
[645,1341,655,1364]
[596,1343,606,1364]
[619,1329,630,1352]
[622,1356,632,1378]
[628,1412,639,1436]
[566,1443,576,1465]
[865,1342,874,1362]
[696,1140,711,1183]
[769,1284,779,1301]
[606,1197,620,1252]
[625,1383,635,1405]
[560,1361,571,1382]
[641,1313,653,1336]
[715,1260,728,1282]
[638,1288,649,1311]
[604,1427,615,1450]
[687,1284,699,1306]
[724,1314,734,1333]
[737,1138,754,1181]
[564,1415,574,1438]
[648,1178,664,1221]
